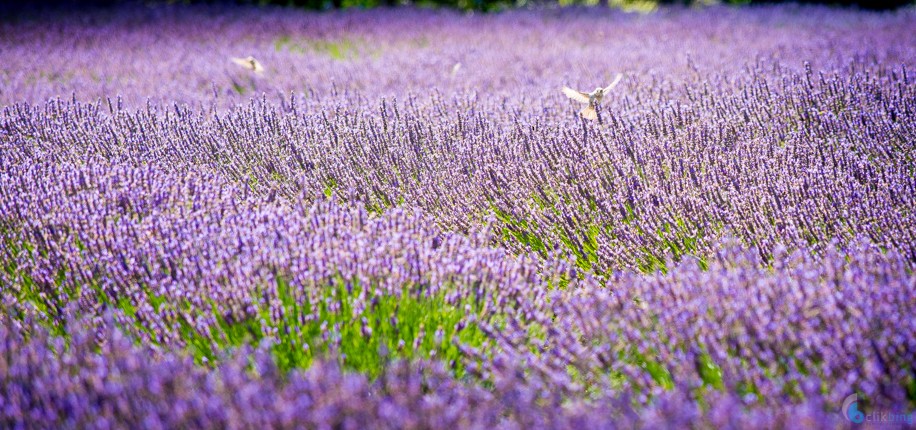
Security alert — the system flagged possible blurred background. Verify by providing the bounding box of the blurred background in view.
[1,0,912,13]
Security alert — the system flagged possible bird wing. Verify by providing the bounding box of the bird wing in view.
[601,73,624,96]
[562,87,590,104]
[231,57,264,72]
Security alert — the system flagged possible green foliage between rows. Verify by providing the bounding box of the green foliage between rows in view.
[2,238,488,379]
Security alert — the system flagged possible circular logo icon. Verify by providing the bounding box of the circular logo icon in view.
[843,394,865,424]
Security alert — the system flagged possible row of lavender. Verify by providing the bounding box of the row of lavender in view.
[2,314,854,429]
[5,56,915,273]
[2,161,914,427]
[4,6,915,273]
[0,161,535,376]
[2,4,916,428]
[0,317,852,429]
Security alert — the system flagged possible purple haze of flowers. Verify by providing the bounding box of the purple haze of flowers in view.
[1,4,915,429]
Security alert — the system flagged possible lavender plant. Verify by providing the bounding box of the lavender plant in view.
[0,161,550,377]
[1,3,915,428]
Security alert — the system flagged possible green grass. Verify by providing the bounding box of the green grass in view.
[2,237,489,379]
[491,194,708,276]
[275,35,362,60]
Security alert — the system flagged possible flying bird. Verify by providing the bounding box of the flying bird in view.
[231,56,264,73]
[562,73,623,120]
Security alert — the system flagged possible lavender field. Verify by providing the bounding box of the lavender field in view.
[1,3,916,428]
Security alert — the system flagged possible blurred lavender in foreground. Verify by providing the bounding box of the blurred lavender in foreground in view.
[3,238,908,429]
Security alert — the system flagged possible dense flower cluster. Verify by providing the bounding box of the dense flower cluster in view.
[4,6,915,274]
[1,4,915,428]
[0,161,549,377]
[473,239,916,409]
[1,315,849,429]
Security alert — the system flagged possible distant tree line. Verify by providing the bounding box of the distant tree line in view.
[1,0,912,14]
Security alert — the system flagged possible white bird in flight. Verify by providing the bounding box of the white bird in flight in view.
[562,73,623,120]
[231,56,264,73]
